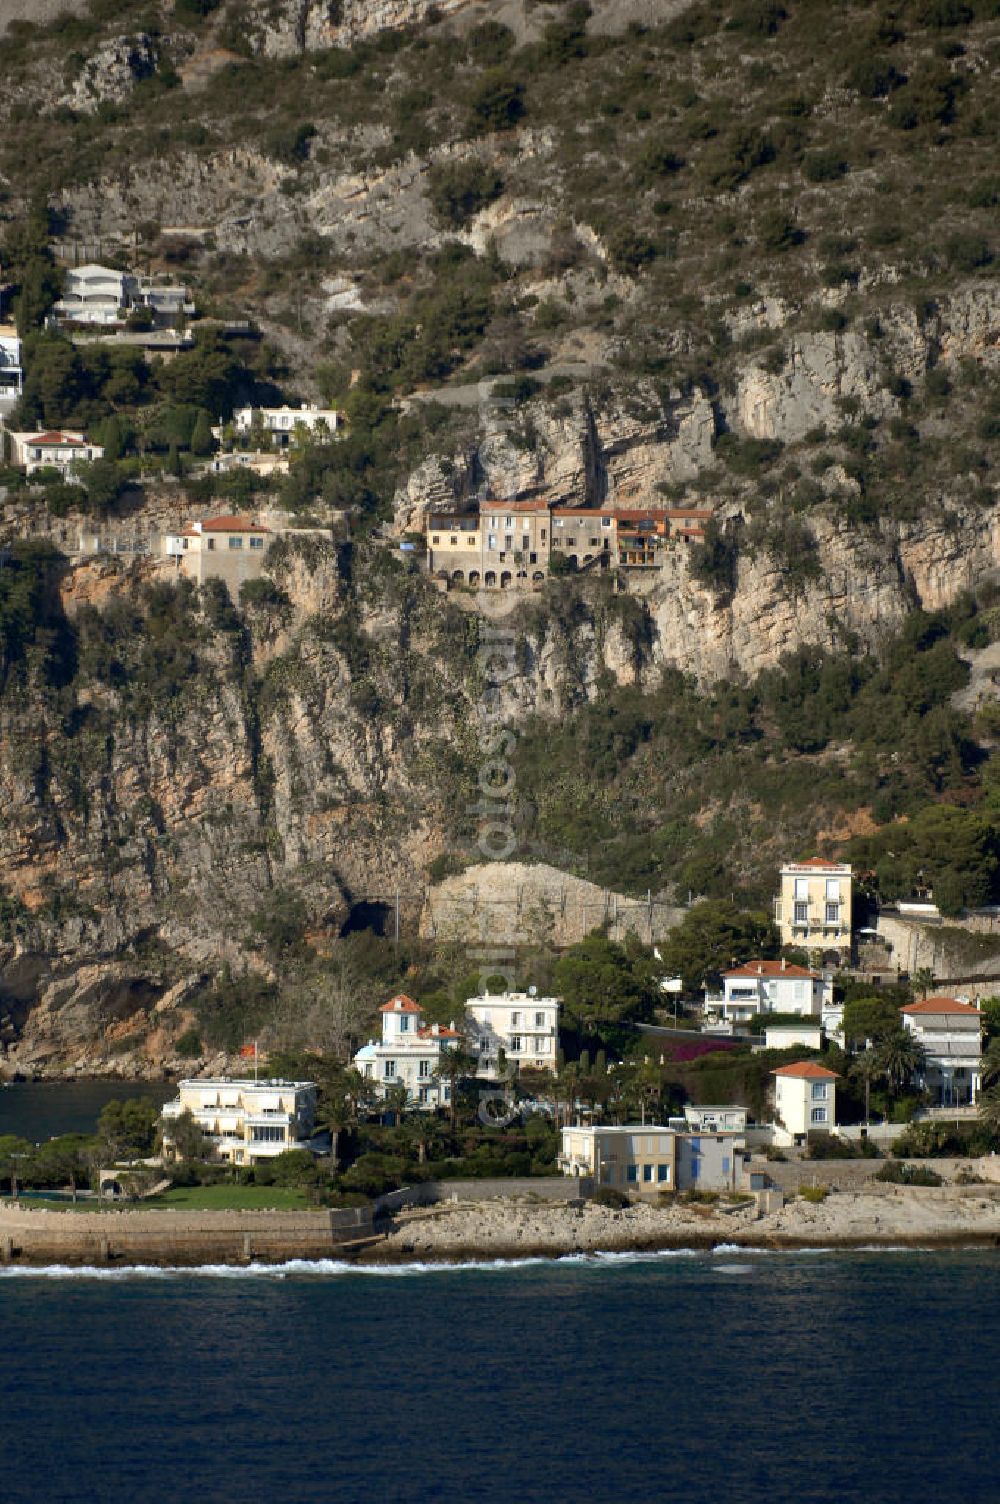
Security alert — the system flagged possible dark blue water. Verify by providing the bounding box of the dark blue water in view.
[0,1079,173,1142]
[2,1248,998,1504]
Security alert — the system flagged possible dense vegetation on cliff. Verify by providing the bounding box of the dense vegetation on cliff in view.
[0,0,999,1069]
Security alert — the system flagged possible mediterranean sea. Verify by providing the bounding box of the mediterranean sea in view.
[0,1080,174,1142]
[2,1248,997,1504]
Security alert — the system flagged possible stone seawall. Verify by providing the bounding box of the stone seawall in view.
[0,1206,373,1267]
[374,1176,593,1217]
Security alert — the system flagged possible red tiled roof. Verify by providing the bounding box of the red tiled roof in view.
[486,499,551,512]
[724,961,818,980]
[197,515,269,533]
[772,1061,839,1080]
[786,857,845,869]
[29,430,87,446]
[901,997,979,1016]
[380,994,422,1014]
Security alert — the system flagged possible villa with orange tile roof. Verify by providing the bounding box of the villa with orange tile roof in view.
[353,995,461,1110]
[10,428,104,476]
[901,996,982,1107]
[703,958,833,1028]
[772,1061,839,1144]
[354,989,561,1108]
[163,514,272,589]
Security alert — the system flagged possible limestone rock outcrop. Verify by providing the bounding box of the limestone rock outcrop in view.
[60,33,158,115]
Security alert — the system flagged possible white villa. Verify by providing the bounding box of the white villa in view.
[51,263,193,328]
[703,960,831,1027]
[208,451,291,479]
[901,996,982,1108]
[682,1104,748,1133]
[353,994,461,1110]
[0,324,22,407]
[9,428,104,476]
[464,991,559,1076]
[231,403,340,447]
[771,1061,838,1146]
[161,1078,316,1166]
[53,264,130,326]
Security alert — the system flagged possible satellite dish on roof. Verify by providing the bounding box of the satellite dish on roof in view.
[528,985,537,996]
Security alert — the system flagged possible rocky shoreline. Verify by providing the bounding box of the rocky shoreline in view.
[362,1185,1000,1265]
[6,1186,1000,1269]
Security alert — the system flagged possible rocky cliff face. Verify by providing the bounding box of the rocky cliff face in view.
[59,33,159,115]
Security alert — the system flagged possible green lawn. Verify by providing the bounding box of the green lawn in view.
[144,1185,312,1210]
[0,1195,111,1213]
[2,1186,314,1212]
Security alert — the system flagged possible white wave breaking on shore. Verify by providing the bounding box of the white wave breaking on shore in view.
[0,1244,942,1280]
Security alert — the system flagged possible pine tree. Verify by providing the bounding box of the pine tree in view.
[189,410,215,456]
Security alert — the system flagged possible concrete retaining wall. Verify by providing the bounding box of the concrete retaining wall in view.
[0,1205,372,1266]
[753,1156,1000,1193]
[375,1177,592,1217]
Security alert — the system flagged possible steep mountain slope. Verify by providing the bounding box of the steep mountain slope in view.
[0,0,998,1070]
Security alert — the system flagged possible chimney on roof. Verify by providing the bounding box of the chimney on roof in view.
[781,957,786,972]
[756,963,762,975]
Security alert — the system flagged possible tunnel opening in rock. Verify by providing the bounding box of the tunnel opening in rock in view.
[339,901,392,938]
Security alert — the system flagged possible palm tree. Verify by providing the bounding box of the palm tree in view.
[978,1085,1000,1129]
[876,1029,926,1099]
[396,1111,445,1166]
[980,1037,1000,1090]
[913,967,936,1001]
[437,1041,479,1130]
[851,1049,883,1125]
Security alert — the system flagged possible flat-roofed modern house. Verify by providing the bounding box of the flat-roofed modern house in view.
[774,858,853,960]
[161,1078,316,1166]
[52,263,132,326]
[901,996,982,1107]
[559,1124,746,1194]
[51,264,194,329]
[771,1061,838,1145]
[559,1125,678,1194]
[163,514,272,589]
[683,1104,748,1133]
[464,990,559,1075]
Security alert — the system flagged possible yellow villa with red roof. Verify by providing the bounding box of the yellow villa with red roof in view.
[774,857,854,960]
